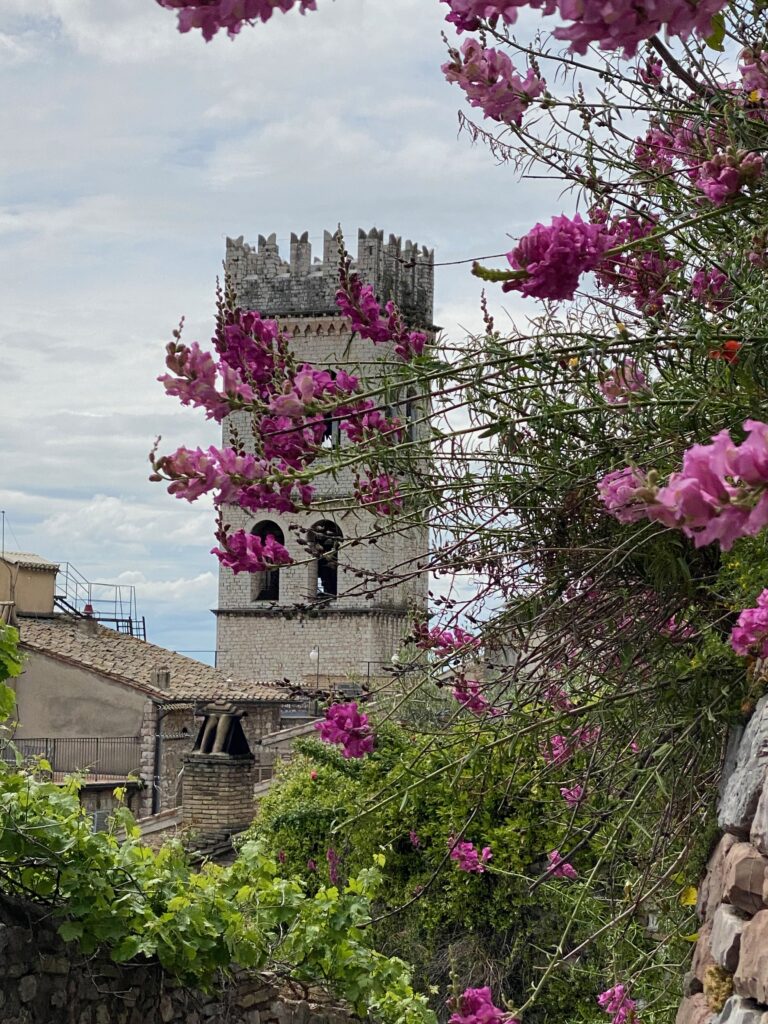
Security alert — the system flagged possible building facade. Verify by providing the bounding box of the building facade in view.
[215,228,432,688]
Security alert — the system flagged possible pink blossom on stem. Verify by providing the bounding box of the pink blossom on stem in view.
[211,529,292,574]
[599,359,648,405]
[443,40,545,126]
[440,0,541,32]
[639,59,663,85]
[505,214,613,302]
[560,784,584,807]
[409,830,421,848]
[413,623,480,653]
[159,341,255,423]
[695,150,764,205]
[354,474,404,516]
[314,702,375,759]
[336,264,427,361]
[731,589,768,657]
[547,849,578,879]
[597,466,653,524]
[447,987,515,1024]
[156,0,318,40]
[597,984,639,1024]
[741,50,768,101]
[690,268,732,310]
[541,734,573,766]
[450,839,493,873]
[326,847,340,885]
[452,677,502,717]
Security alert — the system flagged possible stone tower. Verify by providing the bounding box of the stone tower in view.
[214,228,433,689]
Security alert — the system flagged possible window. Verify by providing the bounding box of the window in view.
[250,521,285,601]
[307,520,343,599]
[321,370,341,449]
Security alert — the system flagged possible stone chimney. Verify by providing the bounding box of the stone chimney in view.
[181,708,255,833]
[150,667,171,691]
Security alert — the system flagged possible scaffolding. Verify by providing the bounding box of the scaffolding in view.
[54,562,146,640]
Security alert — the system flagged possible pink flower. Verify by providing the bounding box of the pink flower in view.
[355,474,403,516]
[599,359,648,405]
[690,268,731,311]
[336,266,426,362]
[542,734,573,766]
[157,0,318,40]
[505,214,612,302]
[409,830,421,848]
[307,859,317,872]
[310,770,318,781]
[639,59,663,85]
[443,40,545,126]
[598,984,638,1024]
[741,50,768,100]
[212,528,292,574]
[452,678,502,717]
[447,987,512,1024]
[413,623,480,653]
[314,702,375,759]
[560,785,584,807]
[731,590,768,657]
[695,150,764,205]
[547,849,578,879]
[441,0,536,33]
[450,839,493,873]
[326,847,340,885]
[597,466,652,524]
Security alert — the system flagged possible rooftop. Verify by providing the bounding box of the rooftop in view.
[17,615,290,704]
[1,551,59,571]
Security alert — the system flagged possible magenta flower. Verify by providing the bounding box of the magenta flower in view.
[452,678,502,717]
[336,270,426,362]
[741,50,768,100]
[413,623,480,653]
[547,849,578,879]
[731,590,768,657]
[306,859,317,872]
[212,528,293,575]
[447,986,513,1024]
[450,839,493,873]
[409,830,421,849]
[560,785,585,807]
[443,40,545,126]
[314,702,375,759]
[157,0,318,40]
[597,466,652,524]
[541,734,573,766]
[441,0,533,33]
[690,268,732,311]
[326,847,340,885]
[599,359,648,405]
[598,984,638,1024]
[695,150,764,205]
[505,214,612,302]
[354,474,403,517]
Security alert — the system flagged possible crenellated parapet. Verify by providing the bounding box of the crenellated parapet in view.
[225,227,434,327]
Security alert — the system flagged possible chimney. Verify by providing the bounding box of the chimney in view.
[181,710,255,833]
[150,667,171,691]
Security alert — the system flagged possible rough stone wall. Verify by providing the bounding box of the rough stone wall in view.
[0,894,358,1024]
[677,694,768,1023]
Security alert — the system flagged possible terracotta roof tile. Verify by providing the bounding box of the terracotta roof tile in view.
[17,615,290,704]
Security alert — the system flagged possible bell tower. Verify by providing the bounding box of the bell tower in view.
[214,227,433,689]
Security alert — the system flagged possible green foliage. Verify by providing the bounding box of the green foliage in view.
[244,719,706,1022]
[0,623,21,720]
[0,755,433,1024]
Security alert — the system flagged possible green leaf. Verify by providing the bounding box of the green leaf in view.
[470,262,523,283]
[58,920,84,942]
[704,13,725,49]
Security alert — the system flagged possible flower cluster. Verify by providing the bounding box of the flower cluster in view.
[452,677,502,716]
[314,702,375,759]
[741,50,768,101]
[597,984,639,1024]
[547,849,577,879]
[447,987,515,1024]
[413,623,479,653]
[442,40,545,126]
[731,589,768,657]
[599,421,768,551]
[441,0,532,33]
[593,211,681,314]
[336,261,426,361]
[690,267,732,310]
[212,527,292,574]
[504,214,612,302]
[450,839,493,873]
[354,474,403,516]
[695,149,764,205]
[542,725,600,765]
[599,359,648,405]
[560,784,584,807]
[156,0,317,40]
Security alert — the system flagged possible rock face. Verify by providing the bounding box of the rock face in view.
[723,845,768,915]
[675,993,714,1024]
[717,994,767,1023]
[700,836,739,923]
[719,696,768,837]
[734,911,768,1004]
[711,905,748,972]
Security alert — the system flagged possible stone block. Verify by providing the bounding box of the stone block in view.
[160,994,175,1022]
[18,975,37,1003]
[719,696,768,835]
[734,909,768,1002]
[700,835,740,922]
[724,845,768,914]
[752,778,768,857]
[40,954,70,975]
[716,994,766,1023]
[712,905,749,971]
[694,923,716,983]
[676,994,714,1024]
[245,1013,262,1024]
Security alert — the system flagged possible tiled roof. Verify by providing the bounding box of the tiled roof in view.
[17,615,290,704]
[1,551,59,571]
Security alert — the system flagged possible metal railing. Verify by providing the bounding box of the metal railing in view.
[54,562,146,640]
[6,736,141,778]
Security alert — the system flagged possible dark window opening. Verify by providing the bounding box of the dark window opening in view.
[405,388,418,443]
[308,520,343,600]
[251,521,285,601]
[321,370,341,449]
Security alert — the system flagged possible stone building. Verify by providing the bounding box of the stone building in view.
[215,228,433,689]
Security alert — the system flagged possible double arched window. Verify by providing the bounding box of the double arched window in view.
[250,521,285,602]
[307,520,343,600]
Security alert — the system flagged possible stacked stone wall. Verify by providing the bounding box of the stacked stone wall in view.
[0,893,358,1024]
[678,694,768,1023]
[181,753,256,831]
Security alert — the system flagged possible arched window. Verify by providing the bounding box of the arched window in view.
[250,521,285,602]
[308,520,343,600]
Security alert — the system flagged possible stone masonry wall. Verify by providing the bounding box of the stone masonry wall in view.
[677,694,768,1023]
[0,893,358,1024]
[182,753,256,831]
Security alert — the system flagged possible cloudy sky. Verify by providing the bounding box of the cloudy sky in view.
[0,0,557,663]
